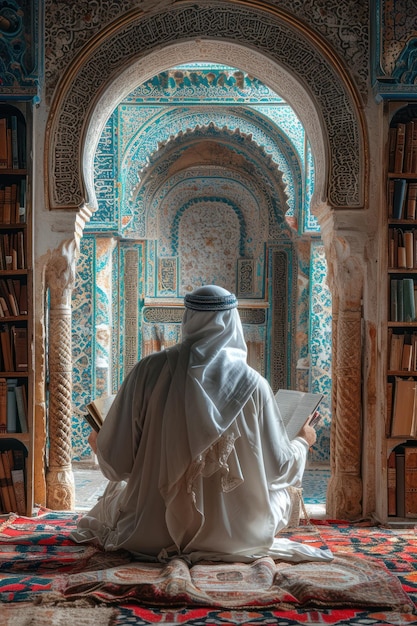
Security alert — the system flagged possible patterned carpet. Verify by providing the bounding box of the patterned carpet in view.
[0,510,416,625]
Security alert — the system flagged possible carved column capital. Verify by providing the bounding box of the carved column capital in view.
[45,239,78,307]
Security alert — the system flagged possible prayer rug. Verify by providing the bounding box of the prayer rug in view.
[0,510,416,625]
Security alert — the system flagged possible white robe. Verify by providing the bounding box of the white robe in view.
[71,348,332,564]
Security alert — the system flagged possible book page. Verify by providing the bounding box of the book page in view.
[92,394,116,420]
[85,394,116,431]
[275,389,324,441]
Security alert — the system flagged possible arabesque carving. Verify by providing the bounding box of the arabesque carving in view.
[44,0,369,100]
[45,4,366,212]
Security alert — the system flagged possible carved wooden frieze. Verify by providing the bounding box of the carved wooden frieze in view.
[44,1,369,100]
[45,3,366,213]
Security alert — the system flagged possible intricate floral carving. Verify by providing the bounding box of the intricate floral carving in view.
[45,239,78,306]
[44,1,368,99]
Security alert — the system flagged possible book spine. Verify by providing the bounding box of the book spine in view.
[388,179,394,218]
[0,327,12,371]
[405,231,414,268]
[10,116,19,170]
[6,387,17,433]
[394,123,406,173]
[389,333,404,370]
[0,453,12,511]
[404,121,415,173]
[11,469,26,515]
[391,379,416,437]
[403,278,416,322]
[14,384,28,433]
[401,343,413,370]
[387,450,397,516]
[405,447,417,517]
[386,382,393,437]
[398,279,404,322]
[396,448,406,518]
[1,451,17,513]
[0,378,6,433]
[412,333,417,371]
[390,278,398,322]
[392,179,407,219]
[406,183,417,220]
[12,326,28,371]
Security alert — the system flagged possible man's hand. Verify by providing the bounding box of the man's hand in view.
[309,410,321,427]
[297,420,317,448]
[88,429,98,455]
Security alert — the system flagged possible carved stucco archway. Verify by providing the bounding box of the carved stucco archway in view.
[43,3,368,518]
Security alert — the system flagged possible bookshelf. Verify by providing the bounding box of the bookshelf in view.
[0,102,33,517]
[384,103,417,524]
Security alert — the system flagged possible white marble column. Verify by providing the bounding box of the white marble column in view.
[44,240,77,510]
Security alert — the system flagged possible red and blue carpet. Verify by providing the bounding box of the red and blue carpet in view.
[0,510,416,625]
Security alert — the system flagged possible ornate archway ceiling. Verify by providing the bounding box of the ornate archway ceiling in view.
[90,65,317,235]
[121,106,302,216]
[121,122,298,238]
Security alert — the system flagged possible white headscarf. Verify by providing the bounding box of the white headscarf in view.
[159,286,259,501]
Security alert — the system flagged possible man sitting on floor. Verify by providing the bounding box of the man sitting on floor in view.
[71,285,333,564]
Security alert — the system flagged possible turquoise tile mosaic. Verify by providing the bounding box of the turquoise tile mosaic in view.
[71,65,332,465]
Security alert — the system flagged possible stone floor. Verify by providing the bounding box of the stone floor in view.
[72,463,330,518]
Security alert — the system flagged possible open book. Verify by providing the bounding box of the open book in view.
[84,394,116,432]
[275,389,324,441]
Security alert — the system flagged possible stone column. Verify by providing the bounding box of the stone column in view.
[326,247,363,519]
[44,240,77,510]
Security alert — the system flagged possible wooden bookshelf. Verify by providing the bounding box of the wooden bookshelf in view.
[0,102,32,516]
[384,103,417,524]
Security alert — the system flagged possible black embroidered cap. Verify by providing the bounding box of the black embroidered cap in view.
[184,286,238,311]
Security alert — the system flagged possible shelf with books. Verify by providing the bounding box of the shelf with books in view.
[384,103,417,523]
[0,102,32,516]
[0,276,28,318]
[0,437,29,516]
[0,376,29,435]
[386,442,417,520]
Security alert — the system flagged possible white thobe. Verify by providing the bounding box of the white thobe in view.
[71,349,332,563]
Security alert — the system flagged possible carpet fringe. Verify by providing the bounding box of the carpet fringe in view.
[34,593,97,607]
[2,602,117,626]
[0,513,18,532]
